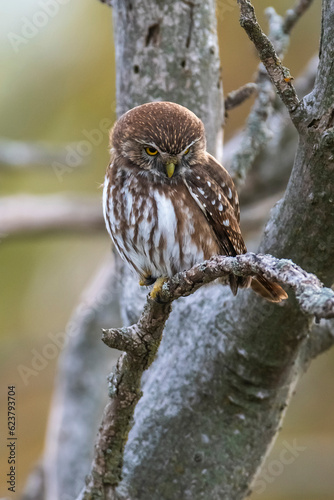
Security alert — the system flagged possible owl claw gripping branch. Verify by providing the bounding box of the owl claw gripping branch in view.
[103,102,287,303]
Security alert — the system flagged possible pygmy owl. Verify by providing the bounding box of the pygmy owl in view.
[103,101,287,302]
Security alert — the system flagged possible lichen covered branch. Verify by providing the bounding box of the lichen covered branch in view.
[228,69,275,186]
[237,0,300,118]
[229,0,311,185]
[79,298,172,499]
[79,252,334,499]
[107,254,334,348]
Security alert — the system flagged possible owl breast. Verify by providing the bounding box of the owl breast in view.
[103,165,220,280]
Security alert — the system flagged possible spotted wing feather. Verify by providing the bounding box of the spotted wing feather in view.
[184,154,249,294]
[186,157,247,257]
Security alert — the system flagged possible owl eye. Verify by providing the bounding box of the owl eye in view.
[145,146,158,156]
[184,148,190,155]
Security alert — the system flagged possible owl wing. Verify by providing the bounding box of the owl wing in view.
[184,154,247,258]
[205,153,241,223]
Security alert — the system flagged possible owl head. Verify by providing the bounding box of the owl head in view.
[110,101,206,179]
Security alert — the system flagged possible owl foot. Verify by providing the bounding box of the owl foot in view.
[150,277,168,301]
[139,274,156,286]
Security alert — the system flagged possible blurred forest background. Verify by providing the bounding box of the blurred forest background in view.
[0,0,333,499]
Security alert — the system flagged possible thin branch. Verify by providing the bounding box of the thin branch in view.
[80,299,172,499]
[0,138,86,169]
[0,194,104,239]
[224,56,318,197]
[224,83,258,111]
[228,68,275,186]
[229,1,311,186]
[79,252,334,499]
[237,0,300,118]
[112,253,334,327]
[283,0,315,34]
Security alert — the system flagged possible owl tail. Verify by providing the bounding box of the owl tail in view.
[250,275,288,303]
[228,274,288,303]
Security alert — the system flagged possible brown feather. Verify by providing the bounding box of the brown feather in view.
[104,101,288,303]
[251,276,288,302]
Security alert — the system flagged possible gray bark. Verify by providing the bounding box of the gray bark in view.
[113,0,224,156]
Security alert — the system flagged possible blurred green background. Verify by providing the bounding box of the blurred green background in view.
[0,0,333,498]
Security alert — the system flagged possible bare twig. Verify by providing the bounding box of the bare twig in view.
[79,251,334,499]
[0,194,104,239]
[224,56,318,198]
[283,0,315,34]
[229,68,275,186]
[229,1,313,185]
[224,83,258,111]
[80,298,172,498]
[237,0,300,117]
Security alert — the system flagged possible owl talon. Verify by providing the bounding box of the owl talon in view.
[139,274,156,286]
[150,277,168,301]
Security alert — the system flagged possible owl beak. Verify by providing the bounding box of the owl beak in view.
[166,162,176,178]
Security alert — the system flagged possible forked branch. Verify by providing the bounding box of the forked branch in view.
[79,252,334,499]
[237,0,300,119]
[229,0,313,184]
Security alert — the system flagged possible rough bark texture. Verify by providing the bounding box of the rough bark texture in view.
[80,251,334,498]
[113,0,224,156]
[238,0,300,118]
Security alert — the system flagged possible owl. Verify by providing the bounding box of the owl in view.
[103,101,287,302]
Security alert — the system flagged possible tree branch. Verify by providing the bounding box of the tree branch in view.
[80,252,334,499]
[224,56,317,200]
[304,318,334,364]
[283,0,315,34]
[238,0,300,119]
[108,253,334,337]
[0,194,104,239]
[229,1,312,186]
[80,297,172,499]
[228,68,275,186]
[224,83,257,111]
[0,138,86,169]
